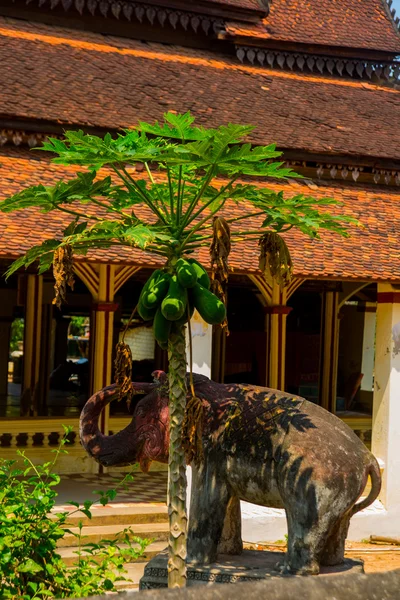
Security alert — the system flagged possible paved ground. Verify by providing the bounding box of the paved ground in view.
[55,471,167,507]
[246,541,400,574]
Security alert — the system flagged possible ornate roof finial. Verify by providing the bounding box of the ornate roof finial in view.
[385,0,400,33]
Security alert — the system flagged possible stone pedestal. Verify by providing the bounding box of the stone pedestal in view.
[139,550,364,589]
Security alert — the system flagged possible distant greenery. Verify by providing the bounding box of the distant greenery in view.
[68,316,89,338]
[10,318,24,354]
[0,427,149,599]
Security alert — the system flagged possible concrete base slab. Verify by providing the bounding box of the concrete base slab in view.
[241,499,400,543]
[139,550,364,589]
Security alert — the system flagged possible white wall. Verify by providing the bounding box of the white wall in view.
[122,326,155,361]
[185,310,212,378]
[372,285,400,512]
[185,310,213,514]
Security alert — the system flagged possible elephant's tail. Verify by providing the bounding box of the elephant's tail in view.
[350,457,382,517]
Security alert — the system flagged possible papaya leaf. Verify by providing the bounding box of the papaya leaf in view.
[138,111,206,141]
[5,239,60,279]
[122,224,156,249]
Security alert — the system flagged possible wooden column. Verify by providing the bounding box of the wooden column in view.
[22,274,43,416]
[75,263,140,437]
[249,276,303,391]
[319,290,340,412]
[89,264,116,436]
[37,304,54,416]
[265,283,291,391]
[0,318,13,397]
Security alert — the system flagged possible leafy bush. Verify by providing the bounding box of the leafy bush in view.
[0,427,149,599]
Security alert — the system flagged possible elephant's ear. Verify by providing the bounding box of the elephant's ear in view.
[139,456,152,473]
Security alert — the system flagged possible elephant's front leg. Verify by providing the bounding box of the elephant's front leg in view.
[187,459,231,565]
[217,496,243,556]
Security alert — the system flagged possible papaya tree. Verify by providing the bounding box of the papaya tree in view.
[0,113,355,588]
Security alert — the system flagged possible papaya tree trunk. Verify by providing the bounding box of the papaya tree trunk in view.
[167,324,188,588]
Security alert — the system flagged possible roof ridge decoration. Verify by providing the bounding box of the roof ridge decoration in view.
[2,129,399,187]
[20,0,267,28]
[385,0,400,33]
[30,0,226,33]
[236,46,400,83]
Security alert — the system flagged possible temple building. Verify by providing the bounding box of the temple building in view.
[0,0,399,539]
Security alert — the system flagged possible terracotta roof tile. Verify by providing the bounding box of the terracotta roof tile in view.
[1,148,400,282]
[253,0,400,53]
[0,17,399,161]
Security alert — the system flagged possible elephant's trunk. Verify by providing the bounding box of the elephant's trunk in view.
[79,382,156,467]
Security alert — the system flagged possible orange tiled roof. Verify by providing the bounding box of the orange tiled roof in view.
[227,0,400,53]
[1,148,400,282]
[0,17,399,161]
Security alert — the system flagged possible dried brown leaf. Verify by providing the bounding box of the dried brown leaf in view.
[259,232,293,288]
[52,245,75,309]
[210,217,231,333]
[182,394,204,465]
[114,341,134,406]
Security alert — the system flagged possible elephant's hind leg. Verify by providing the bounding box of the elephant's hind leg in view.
[320,514,350,566]
[278,511,322,575]
[217,496,243,556]
[280,497,344,575]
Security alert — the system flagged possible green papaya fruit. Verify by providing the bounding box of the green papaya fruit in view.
[137,299,157,322]
[187,259,210,290]
[161,275,187,321]
[138,269,162,307]
[176,258,198,288]
[175,300,195,326]
[142,271,171,310]
[153,307,171,346]
[191,283,226,325]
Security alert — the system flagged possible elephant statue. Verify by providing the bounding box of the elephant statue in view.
[80,371,381,575]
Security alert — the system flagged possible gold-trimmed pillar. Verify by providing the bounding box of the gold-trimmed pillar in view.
[89,264,116,436]
[22,274,43,416]
[0,318,13,397]
[265,284,291,390]
[319,290,340,412]
[249,276,303,391]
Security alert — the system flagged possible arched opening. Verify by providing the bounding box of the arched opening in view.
[0,265,94,417]
[0,266,19,418]
[46,273,92,417]
[286,282,322,401]
[223,275,267,385]
[336,283,376,418]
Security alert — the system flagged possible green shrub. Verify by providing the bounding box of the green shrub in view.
[0,426,149,599]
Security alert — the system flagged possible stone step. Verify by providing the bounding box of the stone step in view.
[115,562,147,590]
[58,541,167,567]
[58,522,169,547]
[52,503,168,527]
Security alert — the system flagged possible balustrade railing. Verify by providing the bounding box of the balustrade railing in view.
[0,416,132,473]
[0,415,372,473]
